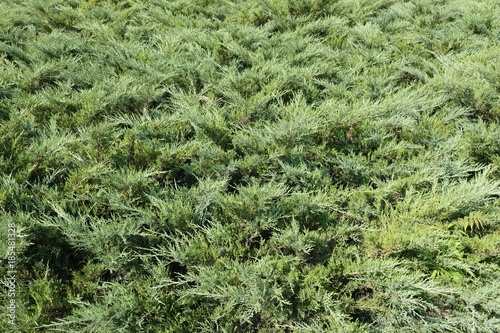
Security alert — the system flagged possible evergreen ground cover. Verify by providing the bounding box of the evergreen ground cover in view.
[1,0,499,331]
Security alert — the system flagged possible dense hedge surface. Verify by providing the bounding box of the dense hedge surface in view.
[1,0,499,331]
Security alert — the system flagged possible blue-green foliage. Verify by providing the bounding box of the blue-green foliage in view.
[1,0,499,331]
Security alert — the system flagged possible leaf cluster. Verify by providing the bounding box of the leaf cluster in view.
[1,0,499,332]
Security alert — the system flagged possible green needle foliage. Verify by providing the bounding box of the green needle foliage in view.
[1,0,499,332]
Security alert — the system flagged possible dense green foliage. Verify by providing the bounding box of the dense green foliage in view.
[1,0,499,331]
